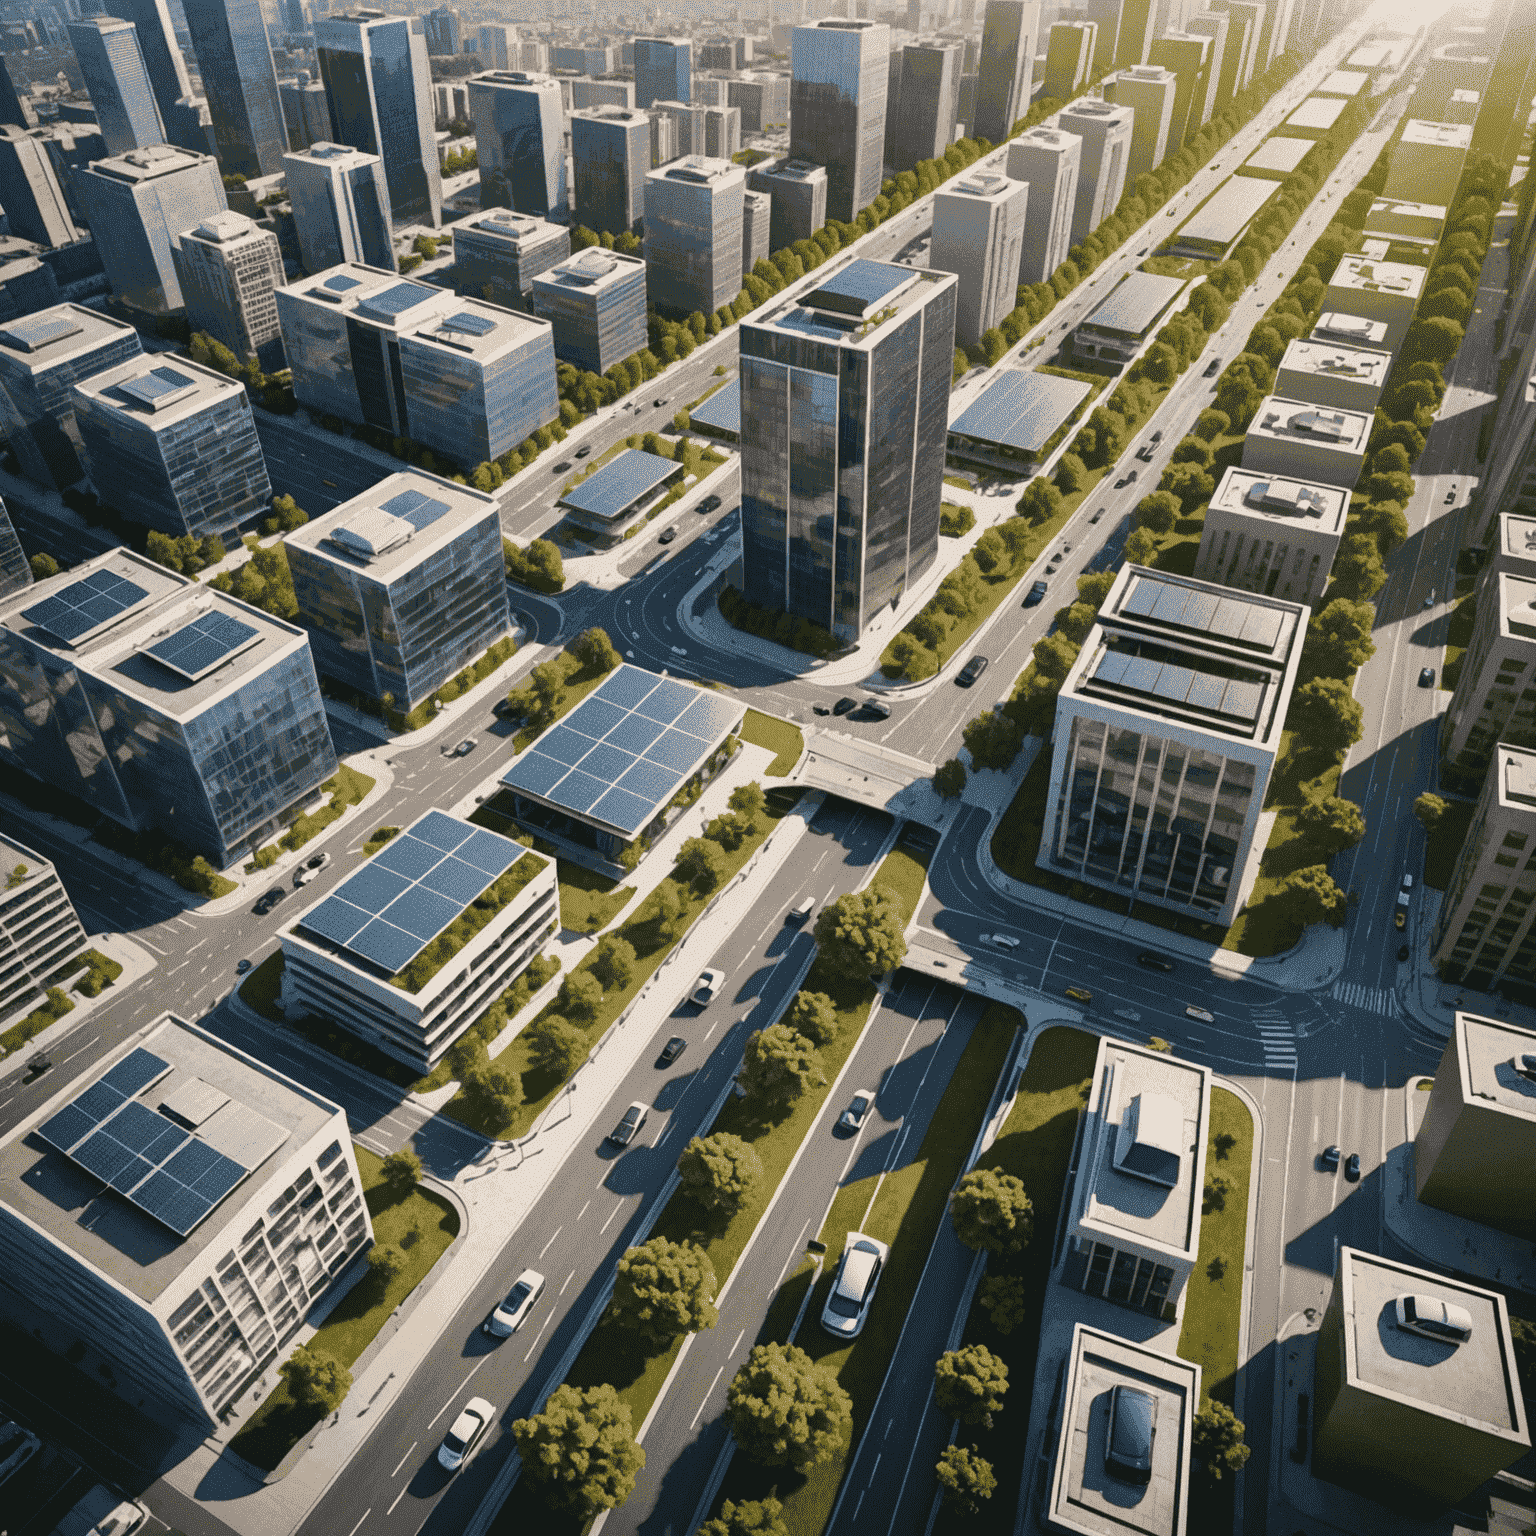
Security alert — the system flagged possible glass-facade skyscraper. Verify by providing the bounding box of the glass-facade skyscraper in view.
[973,0,1041,146]
[789,18,889,224]
[634,37,691,109]
[108,0,207,154]
[283,141,396,274]
[895,43,964,170]
[449,208,569,313]
[571,105,651,236]
[67,18,165,156]
[467,71,565,217]
[183,0,288,178]
[531,248,648,375]
[284,470,510,711]
[316,10,442,229]
[0,500,30,599]
[643,157,746,320]
[739,257,957,641]
[0,548,338,866]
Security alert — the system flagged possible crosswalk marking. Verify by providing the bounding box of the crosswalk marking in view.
[1329,981,1400,1017]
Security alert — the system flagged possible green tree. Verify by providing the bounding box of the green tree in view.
[1016,477,1063,526]
[591,935,637,991]
[676,836,730,893]
[1295,794,1366,854]
[513,1383,645,1518]
[1193,407,1231,442]
[652,880,687,939]
[963,709,1023,772]
[739,1023,825,1110]
[725,1343,852,1469]
[378,1146,421,1199]
[1193,1400,1251,1481]
[950,1167,1033,1255]
[459,1062,522,1132]
[553,968,602,1021]
[1077,570,1115,607]
[784,989,839,1046]
[971,528,1008,576]
[697,1496,788,1536]
[1328,533,1386,602]
[1413,792,1448,831]
[979,1274,1027,1334]
[1123,526,1158,565]
[935,1445,996,1516]
[573,626,620,672]
[1161,459,1215,512]
[935,758,967,799]
[1134,490,1179,535]
[368,1242,407,1284]
[279,1345,352,1411]
[814,887,908,975]
[1356,499,1408,558]
[1303,599,1377,679]
[526,1013,588,1077]
[1275,864,1347,928]
[29,551,59,579]
[610,1235,719,1345]
[728,781,766,829]
[934,1344,1009,1428]
[677,1131,763,1215]
[1169,435,1212,467]
[1288,676,1363,758]
[1032,632,1081,683]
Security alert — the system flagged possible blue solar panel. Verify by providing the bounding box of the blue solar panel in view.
[559,449,679,521]
[346,920,426,975]
[38,1104,96,1154]
[634,677,696,725]
[164,1139,222,1185]
[502,751,572,797]
[334,861,413,916]
[674,693,739,740]
[410,809,475,853]
[564,696,627,741]
[297,895,372,946]
[144,611,259,681]
[592,787,656,828]
[22,569,151,644]
[948,371,1093,455]
[380,487,452,532]
[690,378,740,436]
[324,274,360,291]
[420,856,494,903]
[579,742,638,783]
[456,828,523,875]
[75,1081,125,1124]
[359,281,435,318]
[617,758,683,800]
[192,1153,246,1201]
[556,770,610,813]
[105,1101,187,1161]
[805,258,911,315]
[594,666,661,710]
[133,1174,213,1236]
[74,1135,137,1186]
[443,310,496,336]
[536,723,601,767]
[605,713,667,754]
[103,1047,171,1099]
[108,1154,155,1193]
[646,727,710,771]
[383,886,463,941]
[372,834,442,881]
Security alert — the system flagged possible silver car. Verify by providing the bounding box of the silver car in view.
[483,1269,545,1337]
[438,1396,495,1470]
[821,1232,889,1338]
[838,1090,874,1133]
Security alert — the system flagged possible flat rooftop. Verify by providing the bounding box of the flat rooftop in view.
[1059,98,1133,131]
[571,104,648,126]
[1312,311,1390,346]
[285,141,380,170]
[558,448,682,523]
[1173,176,1277,246]
[533,247,645,296]
[940,169,1021,204]
[755,257,953,350]
[1241,136,1314,176]
[648,154,744,189]
[3,548,309,721]
[1209,466,1349,534]
[751,156,826,186]
[0,829,50,887]
[1277,338,1391,390]
[1077,271,1185,339]
[1284,95,1348,132]
[1453,1008,1536,1119]
[1248,395,1371,455]
[1336,1246,1526,1440]
[1499,512,1536,568]
[286,470,500,581]
[81,143,216,184]
[1317,68,1369,96]
[1047,1324,1198,1536]
[0,304,139,375]
[1400,118,1473,149]
[948,369,1092,454]
[453,208,567,254]
[0,1016,336,1303]
[1504,572,1536,644]
[71,354,246,432]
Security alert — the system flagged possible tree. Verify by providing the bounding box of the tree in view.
[573,626,620,672]
[610,1235,719,1345]
[935,1445,996,1516]
[1275,864,1347,928]
[963,708,1024,772]
[728,782,766,829]
[725,1342,852,1469]
[379,1147,421,1199]
[677,1131,763,1215]
[1356,498,1408,558]
[814,887,908,976]
[368,1242,407,1285]
[558,969,604,1021]
[526,1013,587,1077]
[1161,459,1215,512]
[1134,491,1179,534]
[459,1063,522,1132]
[1123,526,1158,566]
[29,552,59,579]
[784,990,839,1045]
[280,1345,352,1411]
[652,880,687,939]
[1193,407,1231,442]
[887,632,938,680]
[677,836,729,893]
[1303,599,1377,679]
[1016,477,1062,526]
[698,1496,788,1536]
[1329,533,1386,601]
[1413,792,1448,831]
[1296,794,1366,853]
[1288,676,1363,758]
[934,1344,1009,1428]
[935,758,967,799]
[950,1167,1033,1255]
[513,1383,645,1518]
[739,1023,825,1110]
[978,1274,1027,1334]
[1169,435,1213,467]
[591,935,637,991]
[1193,1400,1251,1481]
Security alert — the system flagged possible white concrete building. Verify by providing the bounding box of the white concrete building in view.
[1323,254,1425,353]
[1105,63,1175,182]
[1383,118,1471,206]
[170,210,286,369]
[1311,310,1390,350]
[1005,126,1081,286]
[930,170,1029,347]
[1274,336,1392,413]
[1242,395,1372,490]
[1056,97,1132,247]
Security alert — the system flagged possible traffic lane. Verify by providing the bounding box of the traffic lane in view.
[608,977,977,1536]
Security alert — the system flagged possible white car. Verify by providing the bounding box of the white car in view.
[692,969,725,1005]
[1395,1293,1473,1344]
[293,864,319,887]
[438,1396,495,1470]
[989,933,1021,950]
[483,1269,545,1337]
[1184,1005,1215,1023]
[838,1090,875,1133]
[821,1232,889,1338]
[609,1101,649,1146]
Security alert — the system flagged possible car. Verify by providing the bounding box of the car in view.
[1395,1293,1473,1344]
[1185,1005,1215,1023]
[1397,945,1410,962]
[437,1396,495,1469]
[1419,667,1436,688]
[1321,1144,1341,1172]
[1125,469,1137,484]
[1395,908,1406,931]
[1137,246,1149,256]
[692,968,725,1005]
[483,1270,545,1336]
[957,655,989,686]
[1401,873,1414,892]
[1204,357,1221,377]
[659,526,678,544]
[1045,560,1060,575]
[812,704,831,715]
[609,1101,649,1146]
[575,444,591,458]
[1024,580,1049,607]
[788,896,815,923]
[1114,475,1129,488]
[989,932,1021,949]
[1512,1053,1536,1081]
[864,699,891,720]
[454,737,477,756]
[659,1035,687,1066]
[699,494,721,514]
[553,460,572,472]
[1089,507,1106,523]
[235,958,252,974]
[820,1231,889,1338]
[839,1089,875,1132]
[255,887,288,915]
[833,696,859,715]
[1105,1384,1157,1485]
[1136,446,1153,461]
[654,396,669,407]
[307,851,331,871]
[1065,985,1093,1003]
[293,862,321,887]
[1136,952,1174,972]
[1150,431,1163,445]
[1445,489,1456,504]
[1344,1152,1361,1181]
[1424,589,1436,608]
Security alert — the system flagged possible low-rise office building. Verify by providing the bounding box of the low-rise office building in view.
[1383,118,1471,206]
[1238,134,1314,179]
[1314,1247,1530,1506]
[284,471,509,714]
[947,368,1091,473]
[531,247,647,376]
[1414,1010,1536,1234]
[1242,395,1371,490]
[1311,309,1391,350]
[1274,337,1391,412]
[0,830,88,1030]
[71,354,271,542]
[1039,565,1305,925]
[0,548,336,867]
[1070,270,1185,369]
[1192,466,1348,605]
[1066,1035,1210,1318]
[0,1015,372,1428]
[1362,197,1445,261]
[1282,93,1349,138]
[745,156,827,252]
[1167,175,1278,259]
[1323,254,1425,353]
[280,810,557,1070]
[555,447,687,544]
[1316,68,1369,97]
[449,208,569,314]
[1442,571,1536,776]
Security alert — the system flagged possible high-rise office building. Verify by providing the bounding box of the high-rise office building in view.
[1149,31,1213,152]
[746,155,828,250]
[88,0,199,152]
[0,548,338,864]
[1043,19,1096,103]
[316,10,441,229]
[71,354,271,541]
[973,0,1039,145]
[171,211,286,368]
[449,207,569,313]
[635,37,692,108]
[931,170,1028,345]
[68,18,165,156]
[704,104,741,160]
[280,78,332,150]
[182,0,287,178]
[423,5,461,55]
[0,831,88,1029]
[277,264,559,467]
[1058,98,1133,245]
[467,71,565,217]
[644,156,746,319]
[283,141,395,274]
[1006,126,1080,284]
[476,23,517,69]
[1442,549,1536,779]
[281,0,306,33]
[1114,0,1160,66]
[653,98,707,157]
[1080,0,1124,72]
[1038,564,1305,926]
[0,52,34,130]
[571,106,650,236]
[0,126,93,249]
[730,72,790,133]
[550,44,613,75]
[568,78,636,112]
[1218,0,1267,92]
[648,109,678,169]
[285,471,510,712]
[532,247,648,376]
[743,187,771,276]
[739,257,957,641]
[517,41,549,72]
[790,18,889,223]
[896,42,964,170]
[76,144,227,315]
[0,500,30,599]
[1187,8,1241,114]
[0,306,143,490]
[1105,63,1176,180]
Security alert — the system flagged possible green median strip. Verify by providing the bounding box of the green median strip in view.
[739,709,805,777]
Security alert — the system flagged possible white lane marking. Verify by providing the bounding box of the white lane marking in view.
[690,1366,725,1430]
[139,938,165,955]
[578,1199,591,1222]
[428,1360,484,1429]
[560,1267,576,1296]
[347,1513,370,1536]
[600,1198,625,1234]
[388,1486,410,1515]
[538,1226,562,1259]
[391,1442,416,1476]
[58,1037,98,1065]
[523,1306,557,1361]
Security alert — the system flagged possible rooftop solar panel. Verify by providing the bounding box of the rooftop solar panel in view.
[559,449,680,521]
[1081,272,1185,338]
[102,1048,172,1099]
[118,365,195,409]
[593,665,661,710]
[409,808,474,853]
[1222,678,1264,721]
[21,569,151,645]
[947,370,1093,455]
[442,310,497,336]
[591,786,656,828]
[144,610,260,681]
[1185,673,1227,712]
[346,919,426,975]
[379,486,452,532]
[358,281,435,320]
[323,273,361,291]
[606,713,667,754]
[535,723,601,767]
[634,676,695,724]
[805,258,911,315]
[0,312,84,352]
[37,1104,97,1155]
[690,379,740,435]
[502,750,573,798]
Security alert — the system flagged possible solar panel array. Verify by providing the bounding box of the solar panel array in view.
[323,274,360,292]
[1082,272,1185,338]
[806,258,911,315]
[358,281,434,321]
[948,370,1092,454]
[0,313,84,352]
[22,568,150,644]
[297,809,523,975]
[1175,175,1277,245]
[118,365,195,409]
[690,379,740,436]
[500,664,742,836]
[144,610,259,681]
[379,486,451,532]
[560,449,680,520]
[1120,575,1286,653]
[1091,647,1266,725]
[36,1048,251,1236]
[442,311,497,337]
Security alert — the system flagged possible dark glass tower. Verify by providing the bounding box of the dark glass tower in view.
[634,37,692,109]
[789,18,889,224]
[973,0,1040,145]
[183,0,287,177]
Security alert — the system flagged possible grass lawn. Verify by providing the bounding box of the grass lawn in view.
[874,843,930,918]
[931,1025,1099,1536]
[740,709,804,776]
[712,1004,1023,1536]
[0,986,73,1058]
[686,377,729,412]
[228,1146,459,1472]
[558,862,636,933]
[1423,797,1476,890]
